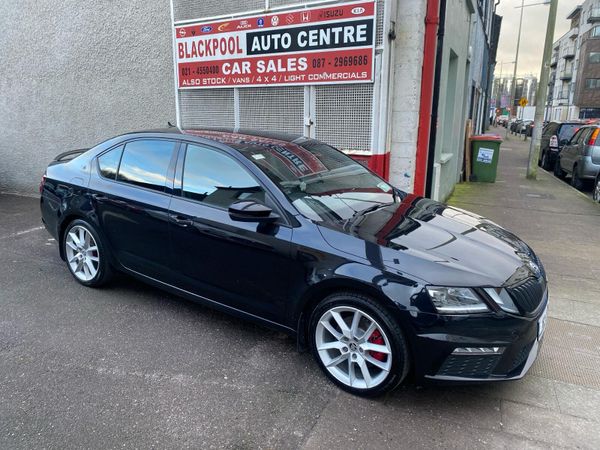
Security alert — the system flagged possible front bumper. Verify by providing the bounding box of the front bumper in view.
[407,290,548,383]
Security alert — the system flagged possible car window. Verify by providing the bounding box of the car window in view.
[98,145,123,180]
[569,129,584,145]
[558,124,580,142]
[182,144,266,208]
[579,129,593,145]
[117,140,175,192]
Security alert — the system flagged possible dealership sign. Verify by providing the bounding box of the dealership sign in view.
[174,1,376,88]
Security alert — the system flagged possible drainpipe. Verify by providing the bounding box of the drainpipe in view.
[424,0,447,198]
[414,0,442,197]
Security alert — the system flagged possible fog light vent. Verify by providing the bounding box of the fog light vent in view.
[452,347,505,355]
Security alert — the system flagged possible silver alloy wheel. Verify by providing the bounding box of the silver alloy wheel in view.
[594,179,600,203]
[315,306,392,390]
[65,225,100,282]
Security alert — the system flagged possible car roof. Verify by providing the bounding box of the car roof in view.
[122,127,306,145]
[183,127,305,143]
[550,120,589,126]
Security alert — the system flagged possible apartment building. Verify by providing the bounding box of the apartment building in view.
[547,1,600,120]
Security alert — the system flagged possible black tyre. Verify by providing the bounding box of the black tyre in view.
[63,219,113,287]
[571,165,584,191]
[309,292,410,397]
[541,152,551,170]
[554,157,566,179]
[593,177,600,203]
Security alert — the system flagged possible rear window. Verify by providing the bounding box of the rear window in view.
[558,124,580,142]
[97,146,123,180]
[543,123,558,136]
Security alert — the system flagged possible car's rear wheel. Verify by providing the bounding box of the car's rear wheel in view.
[571,165,584,190]
[63,219,112,287]
[593,177,600,203]
[554,157,566,179]
[309,292,409,397]
[541,151,551,170]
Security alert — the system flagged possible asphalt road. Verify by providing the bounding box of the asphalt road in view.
[1,158,600,449]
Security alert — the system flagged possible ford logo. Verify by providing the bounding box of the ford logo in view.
[351,7,365,14]
[201,26,212,33]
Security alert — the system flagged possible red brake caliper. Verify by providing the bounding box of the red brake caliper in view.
[368,329,386,361]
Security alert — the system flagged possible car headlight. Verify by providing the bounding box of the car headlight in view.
[483,288,520,314]
[426,287,489,314]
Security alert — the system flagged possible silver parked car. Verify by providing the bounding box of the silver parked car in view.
[555,124,600,191]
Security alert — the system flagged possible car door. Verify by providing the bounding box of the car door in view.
[561,129,585,173]
[168,142,294,324]
[89,139,178,281]
[571,129,593,172]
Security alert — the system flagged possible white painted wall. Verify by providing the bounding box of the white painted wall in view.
[387,0,427,192]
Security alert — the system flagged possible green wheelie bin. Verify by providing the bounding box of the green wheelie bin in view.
[470,134,502,182]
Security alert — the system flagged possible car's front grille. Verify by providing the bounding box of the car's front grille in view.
[437,354,502,378]
[507,277,546,314]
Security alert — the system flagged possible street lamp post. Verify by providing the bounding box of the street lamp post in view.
[509,0,526,119]
[510,1,551,118]
[496,61,515,112]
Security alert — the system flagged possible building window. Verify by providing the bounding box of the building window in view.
[590,52,600,63]
[593,26,600,37]
[585,78,600,89]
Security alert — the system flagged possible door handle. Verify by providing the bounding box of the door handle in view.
[91,193,108,202]
[169,214,193,227]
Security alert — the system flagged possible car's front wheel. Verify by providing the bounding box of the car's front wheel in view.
[63,219,112,287]
[309,292,409,397]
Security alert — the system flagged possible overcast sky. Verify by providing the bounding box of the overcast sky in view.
[495,0,579,78]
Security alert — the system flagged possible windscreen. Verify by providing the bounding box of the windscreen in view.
[237,138,397,223]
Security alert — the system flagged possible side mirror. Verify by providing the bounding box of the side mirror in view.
[228,200,279,223]
[560,139,570,146]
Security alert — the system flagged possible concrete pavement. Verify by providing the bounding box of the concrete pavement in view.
[1,135,599,448]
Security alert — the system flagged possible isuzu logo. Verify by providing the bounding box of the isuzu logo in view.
[351,7,365,14]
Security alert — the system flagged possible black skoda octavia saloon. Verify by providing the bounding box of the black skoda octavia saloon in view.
[40,128,548,396]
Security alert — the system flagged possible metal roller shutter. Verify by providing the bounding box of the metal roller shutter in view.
[238,87,305,134]
[179,89,235,128]
[314,84,373,152]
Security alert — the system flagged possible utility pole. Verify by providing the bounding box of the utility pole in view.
[527,0,558,179]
